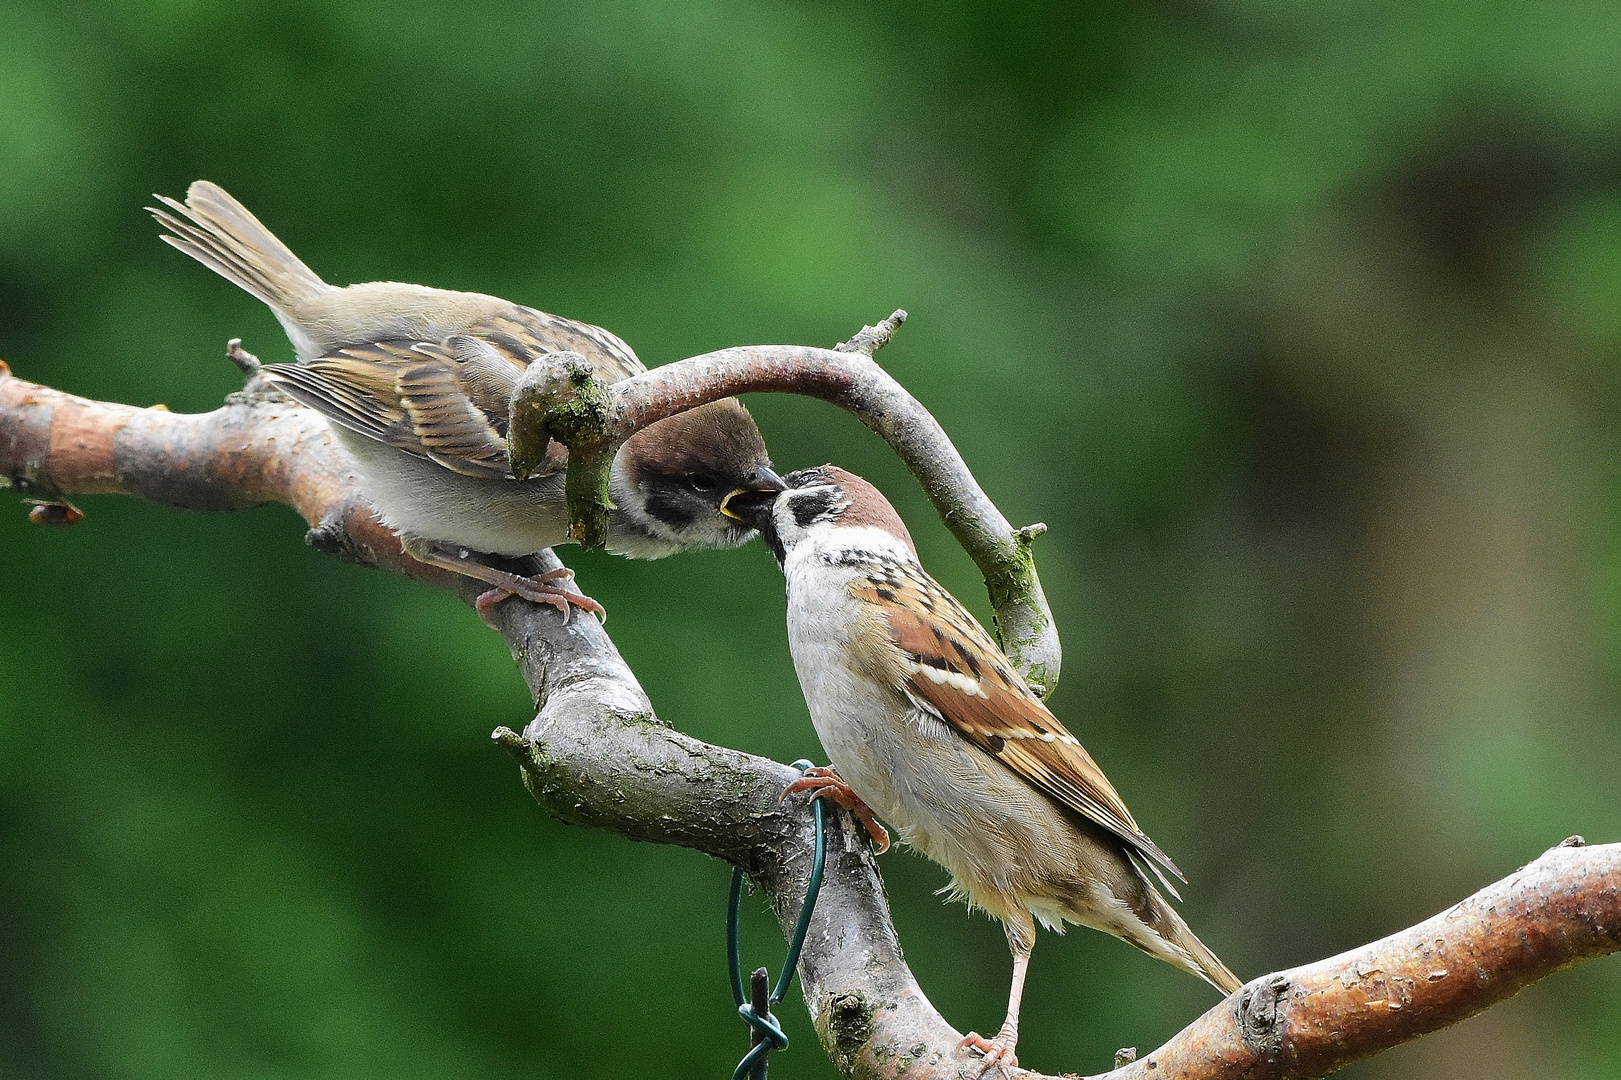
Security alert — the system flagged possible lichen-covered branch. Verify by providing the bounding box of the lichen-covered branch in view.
[506,350,618,547]
[510,311,1062,694]
[4,356,1619,1080]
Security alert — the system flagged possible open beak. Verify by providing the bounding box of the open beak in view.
[720,465,787,520]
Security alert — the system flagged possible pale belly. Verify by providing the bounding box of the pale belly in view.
[337,428,572,555]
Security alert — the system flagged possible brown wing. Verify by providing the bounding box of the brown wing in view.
[393,359,511,479]
[262,348,408,444]
[480,305,646,383]
[850,567,1185,881]
[261,304,632,479]
[263,340,514,479]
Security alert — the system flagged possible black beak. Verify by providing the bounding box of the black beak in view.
[720,466,787,522]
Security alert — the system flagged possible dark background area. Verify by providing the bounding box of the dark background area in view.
[4,2,1621,1077]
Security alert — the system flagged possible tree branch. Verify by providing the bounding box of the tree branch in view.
[0,351,963,1075]
[1087,837,1621,1080]
[510,311,1061,694]
[4,352,1619,1080]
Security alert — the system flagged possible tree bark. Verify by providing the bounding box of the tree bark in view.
[1087,837,1619,1080]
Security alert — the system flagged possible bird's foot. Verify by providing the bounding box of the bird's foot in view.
[958,1025,1019,1078]
[783,766,890,854]
[473,568,606,625]
[402,538,608,626]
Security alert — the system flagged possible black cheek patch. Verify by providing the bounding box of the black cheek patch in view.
[789,488,841,528]
[642,488,699,531]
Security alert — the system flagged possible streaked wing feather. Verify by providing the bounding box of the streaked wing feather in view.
[851,570,1186,881]
[394,362,511,479]
[1127,848,1183,902]
[480,309,645,382]
[265,304,637,481]
[443,334,523,420]
[262,354,409,445]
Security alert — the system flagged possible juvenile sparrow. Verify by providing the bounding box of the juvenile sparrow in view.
[724,466,1241,1075]
[151,181,783,616]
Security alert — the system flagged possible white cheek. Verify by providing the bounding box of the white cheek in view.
[771,500,805,546]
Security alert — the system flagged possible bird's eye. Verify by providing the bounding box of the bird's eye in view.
[686,474,718,493]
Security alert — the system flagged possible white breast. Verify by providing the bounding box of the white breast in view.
[782,534,906,807]
[781,527,1083,906]
[330,425,685,559]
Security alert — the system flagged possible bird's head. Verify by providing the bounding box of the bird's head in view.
[611,398,784,556]
[721,463,916,565]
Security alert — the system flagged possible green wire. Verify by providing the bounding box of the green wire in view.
[728,870,747,1007]
[773,761,827,1005]
[727,760,829,1080]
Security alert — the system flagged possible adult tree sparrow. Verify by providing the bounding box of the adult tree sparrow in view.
[151,181,783,617]
[725,466,1241,1074]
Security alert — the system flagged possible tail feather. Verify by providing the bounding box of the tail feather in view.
[1176,921,1243,995]
[1128,848,1183,902]
[149,181,327,313]
[1139,889,1243,995]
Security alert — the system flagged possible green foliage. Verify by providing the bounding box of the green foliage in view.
[5,2,1621,1078]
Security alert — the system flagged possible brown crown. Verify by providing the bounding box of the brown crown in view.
[796,464,917,556]
[622,398,770,482]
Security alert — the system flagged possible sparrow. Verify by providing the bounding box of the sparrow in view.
[151,181,784,617]
[723,466,1241,1076]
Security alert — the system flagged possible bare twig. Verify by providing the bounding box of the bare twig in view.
[226,337,260,373]
[835,309,909,355]
[4,357,1619,1080]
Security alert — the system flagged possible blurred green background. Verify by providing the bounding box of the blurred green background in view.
[4,1,1621,1077]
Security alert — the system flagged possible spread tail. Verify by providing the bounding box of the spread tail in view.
[149,181,327,313]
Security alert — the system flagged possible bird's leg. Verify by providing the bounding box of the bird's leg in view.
[400,538,606,624]
[959,913,1035,1078]
[782,766,890,854]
